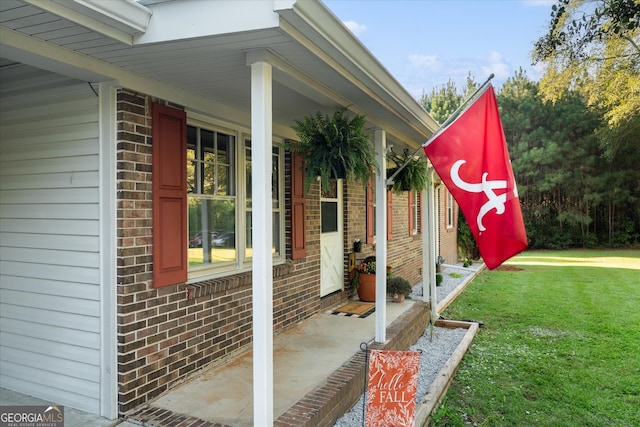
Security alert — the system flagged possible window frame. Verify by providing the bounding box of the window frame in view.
[185,117,285,282]
[447,191,455,229]
[409,191,421,236]
[243,136,285,266]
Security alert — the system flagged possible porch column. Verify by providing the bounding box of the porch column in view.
[247,52,274,424]
[423,169,438,320]
[374,128,387,343]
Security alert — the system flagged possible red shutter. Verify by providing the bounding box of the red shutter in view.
[152,103,187,288]
[290,153,306,259]
[408,191,414,236]
[366,179,374,244]
[387,190,393,240]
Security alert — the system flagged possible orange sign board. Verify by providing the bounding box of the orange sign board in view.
[365,349,421,426]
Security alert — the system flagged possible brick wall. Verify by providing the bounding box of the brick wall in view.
[387,191,423,285]
[343,180,367,296]
[344,185,424,287]
[116,90,322,415]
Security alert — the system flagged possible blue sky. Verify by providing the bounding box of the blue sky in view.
[323,0,554,98]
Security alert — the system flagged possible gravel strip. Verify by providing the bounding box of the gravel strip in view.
[334,262,482,426]
[333,326,468,426]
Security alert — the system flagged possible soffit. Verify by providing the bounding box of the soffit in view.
[0,0,438,149]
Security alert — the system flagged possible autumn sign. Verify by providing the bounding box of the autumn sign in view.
[365,350,421,426]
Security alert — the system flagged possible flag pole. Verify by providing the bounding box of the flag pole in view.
[385,73,495,187]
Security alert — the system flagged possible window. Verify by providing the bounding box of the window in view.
[187,125,237,269]
[409,191,421,235]
[245,140,283,260]
[366,180,392,242]
[447,191,455,229]
[186,122,284,278]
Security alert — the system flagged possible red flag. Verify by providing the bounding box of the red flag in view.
[424,85,527,269]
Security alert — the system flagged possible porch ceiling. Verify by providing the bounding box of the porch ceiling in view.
[0,0,439,148]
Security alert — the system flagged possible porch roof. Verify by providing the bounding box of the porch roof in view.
[0,0,439,149]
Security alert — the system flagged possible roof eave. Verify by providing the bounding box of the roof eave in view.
[25,0,152,45]
[277,0,440,142]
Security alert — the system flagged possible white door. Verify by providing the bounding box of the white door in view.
[320,180,344,296]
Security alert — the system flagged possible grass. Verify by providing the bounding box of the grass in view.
[432,249,640,427]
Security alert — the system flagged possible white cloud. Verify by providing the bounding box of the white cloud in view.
[343,20,367,37]
[408,54,441,72]
[482,51,511,80]
[397,50,517,99]
[522,0,555,6]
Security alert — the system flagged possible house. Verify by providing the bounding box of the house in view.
[0,0,457,422]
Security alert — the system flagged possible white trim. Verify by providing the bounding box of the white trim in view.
[374,129,387,343]
[249,58,274,425]
[98,82,118,419]
[424,171,438,319]
[25,0,151,45]
[136,0,277,44]
[447,191,455,229]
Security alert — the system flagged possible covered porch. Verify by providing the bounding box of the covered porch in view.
[0,0,443,422]
[129,299,430,427]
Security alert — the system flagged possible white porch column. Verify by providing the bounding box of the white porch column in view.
[423,169,438,320]
[374,129,387,343]
[248,54,274,425]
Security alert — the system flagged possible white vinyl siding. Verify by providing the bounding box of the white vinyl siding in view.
[0,65,102,413]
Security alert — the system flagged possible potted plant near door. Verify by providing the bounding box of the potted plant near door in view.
[350,257,377,302]
[386,276,412,303]
[287,107,378,192]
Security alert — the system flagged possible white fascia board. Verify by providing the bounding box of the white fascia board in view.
[135,0,280,44]
[25,0,152,45]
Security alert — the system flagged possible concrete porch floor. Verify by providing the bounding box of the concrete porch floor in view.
[128,297,431,427]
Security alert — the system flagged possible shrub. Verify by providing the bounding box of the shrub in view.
[387,276,412,297]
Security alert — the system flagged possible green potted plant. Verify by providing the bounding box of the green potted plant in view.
[436,273,444,286]
[350,257,377,302]
[288,107,378,192]
[387,148,429,193]
[386,276,412,303]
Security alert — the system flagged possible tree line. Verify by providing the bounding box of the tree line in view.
[423,71,638,252]
[421,0,639,252]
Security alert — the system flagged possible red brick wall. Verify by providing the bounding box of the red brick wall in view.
[387,192,423,285]
[116,90,323,414]
[344,186,424,287]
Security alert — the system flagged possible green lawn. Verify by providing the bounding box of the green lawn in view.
[433,249,640,427]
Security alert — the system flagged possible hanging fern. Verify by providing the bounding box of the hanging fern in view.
[387,149,430,193]
[287,107,378,192]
